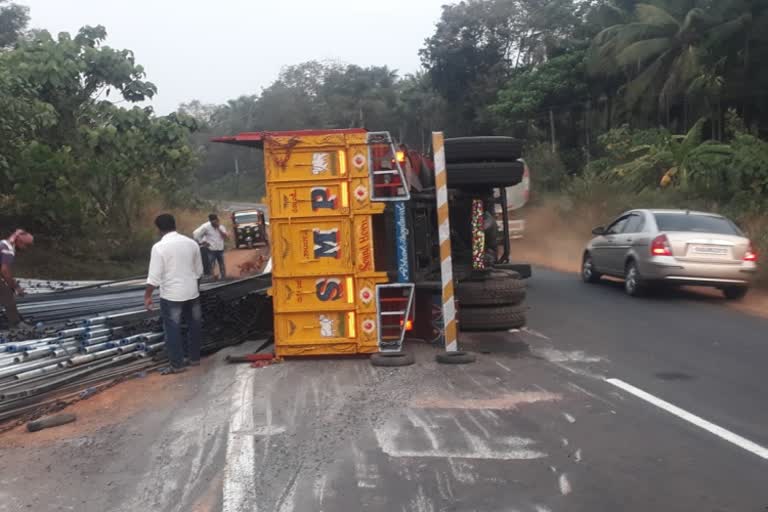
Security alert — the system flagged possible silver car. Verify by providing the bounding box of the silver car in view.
[582,209,759,298]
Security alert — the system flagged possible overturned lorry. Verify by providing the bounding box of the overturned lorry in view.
[214,129,529,358]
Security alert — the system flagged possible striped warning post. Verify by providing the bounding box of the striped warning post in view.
[432,132,458,352]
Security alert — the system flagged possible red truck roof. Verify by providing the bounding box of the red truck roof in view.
[211,128,367,148]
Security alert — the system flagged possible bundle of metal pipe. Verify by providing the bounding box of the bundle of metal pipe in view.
[0,272,273,425]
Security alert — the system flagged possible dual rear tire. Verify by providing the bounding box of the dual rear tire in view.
[457,270,527,331]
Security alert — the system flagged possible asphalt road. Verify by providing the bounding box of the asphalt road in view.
[1,268,767,512]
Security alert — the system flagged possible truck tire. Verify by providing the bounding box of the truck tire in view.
[459,304,527,332]
[457,271,526,306]
[445,137,523,164]
[370,351,415,367]
[436,351,476,365]
[447,161,525,188]
[493,263,532,279]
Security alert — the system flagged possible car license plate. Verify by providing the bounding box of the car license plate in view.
[691,245,729,256]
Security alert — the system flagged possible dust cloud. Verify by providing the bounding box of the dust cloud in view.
[511,200,595,274]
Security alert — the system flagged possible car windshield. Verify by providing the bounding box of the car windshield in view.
[234,213,261,224]
[654,213,741,235]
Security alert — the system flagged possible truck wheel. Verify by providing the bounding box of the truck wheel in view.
[436,351,476,365]
[459,304,527,331]
[447,161,525,188]
[446,137,523,164]
[457,271,526,306]
[370,351,415,367]
[493,263,532,279]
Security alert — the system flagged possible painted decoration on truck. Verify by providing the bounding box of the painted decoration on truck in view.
[313,229,340,259]
[353,153,366,170]
[356,217,373,273]
[319,315,335,338]
[316,278,343,302]
[362,318,376,335]
[359,287,373,305]
[282,191,300,215]
[354,185,368,202]
[312,153,332,175]
[394,202,410,282]
[311,187,338,211]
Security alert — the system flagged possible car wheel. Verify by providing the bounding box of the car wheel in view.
[624,261,645,297]
[582,253,601,283]
[723,286,749,300]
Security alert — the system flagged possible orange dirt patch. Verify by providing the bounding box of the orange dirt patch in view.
[412,392,562,410]
[224,247,270,277]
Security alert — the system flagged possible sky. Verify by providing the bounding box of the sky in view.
[19,0,448,114]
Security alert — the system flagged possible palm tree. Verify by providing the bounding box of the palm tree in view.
[587,0,752,120]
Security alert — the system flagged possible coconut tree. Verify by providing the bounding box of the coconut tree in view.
[587,0,753,121]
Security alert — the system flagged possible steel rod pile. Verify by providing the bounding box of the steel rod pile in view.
[0,273,273,426]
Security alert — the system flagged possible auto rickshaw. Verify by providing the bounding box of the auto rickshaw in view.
[231,209,268,249]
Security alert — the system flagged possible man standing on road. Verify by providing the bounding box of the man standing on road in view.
[145,214,204,375]
[193,214,229,280]
[0,230,34,329]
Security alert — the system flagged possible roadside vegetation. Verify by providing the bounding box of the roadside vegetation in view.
[3,0,768,282]
[0,2,202,278]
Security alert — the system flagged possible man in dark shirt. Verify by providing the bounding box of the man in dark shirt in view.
[0,229,34,328]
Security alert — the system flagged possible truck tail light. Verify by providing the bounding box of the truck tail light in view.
[651,234,672,256]
[744,243,758,262]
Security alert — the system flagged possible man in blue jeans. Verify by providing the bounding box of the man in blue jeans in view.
[144,214,204,375]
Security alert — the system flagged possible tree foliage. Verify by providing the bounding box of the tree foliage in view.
[0,9,197,242]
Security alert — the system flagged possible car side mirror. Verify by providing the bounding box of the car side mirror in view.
[592,226,606,236]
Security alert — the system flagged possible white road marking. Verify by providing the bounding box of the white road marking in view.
[536,348,602,364]
[562,413,576,424]
[606,378,768,461]
[558,473,572,495]
[466,411,491,439]
[353,442,380,489]
[405,485,435,512]
[448,458,477,484]
[276,470,299,512]
[223,365,257,512]
[376,410,547,460]
[405,409,441,449]
[312,474,327,505]
[495,360,513,372]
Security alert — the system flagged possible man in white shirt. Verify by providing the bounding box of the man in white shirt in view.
[145,214,204,374]
[193,214,229,280]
